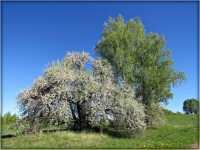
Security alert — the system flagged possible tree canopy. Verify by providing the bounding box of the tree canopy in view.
[11,52,146,136]
[183,98,199,114]
[94,14,187,106]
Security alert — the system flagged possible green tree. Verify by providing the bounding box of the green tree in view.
[94,14,187,125]
[2,111,18,125]
[183,98,199,114]
[95,14,145,83]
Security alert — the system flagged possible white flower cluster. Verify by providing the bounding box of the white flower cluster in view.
[15,51,146,134]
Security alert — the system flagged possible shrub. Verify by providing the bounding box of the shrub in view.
[176,111,183,115]
[162,108,176,115]
[145,102,165,127]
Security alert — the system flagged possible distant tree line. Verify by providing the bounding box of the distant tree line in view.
[162,108,183,115]
[1,112,18,125]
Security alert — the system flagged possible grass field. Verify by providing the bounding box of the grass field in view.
[1,114,199,149]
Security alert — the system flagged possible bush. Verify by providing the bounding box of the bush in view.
[162,108,176,115]
[110,87,146,137]
[145,102,165,127]
[176,111,183,115]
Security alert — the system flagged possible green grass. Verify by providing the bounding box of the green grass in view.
[1,125,16,135]
[1,115,199,149]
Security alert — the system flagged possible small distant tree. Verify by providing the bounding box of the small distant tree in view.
[183,98,199,114]
[10,52,146,137]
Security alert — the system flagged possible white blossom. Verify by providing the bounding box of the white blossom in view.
[13,51,146,135]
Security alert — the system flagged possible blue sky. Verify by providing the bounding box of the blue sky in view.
[2,2,198,115]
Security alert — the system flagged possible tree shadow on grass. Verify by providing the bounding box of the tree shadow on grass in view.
[1,126,139,139]
[90,125,137,138]
[42,128,68,133]
[1,134,16,139]
[1,128,68,139]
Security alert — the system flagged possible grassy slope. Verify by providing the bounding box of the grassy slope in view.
[1,115,199,149]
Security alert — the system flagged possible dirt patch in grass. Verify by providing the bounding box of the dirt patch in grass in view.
[189,142,199,149]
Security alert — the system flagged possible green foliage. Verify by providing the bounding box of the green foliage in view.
[1,112,18,125]
[176,111,183,115]
[162,108,176,115]
[183,98,199,114]
[162,108,183,115]
[94,14,187,125]
[95,14,145,82]
[145,102,165,127]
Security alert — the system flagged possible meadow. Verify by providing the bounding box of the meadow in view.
[1,114,199,149]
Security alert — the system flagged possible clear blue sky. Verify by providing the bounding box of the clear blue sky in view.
[2,2,198,115]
